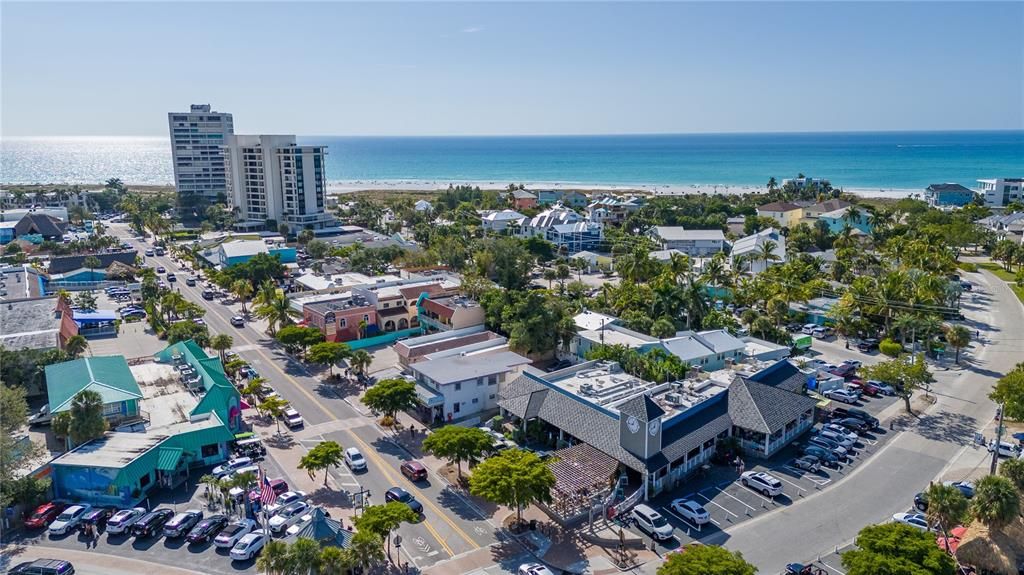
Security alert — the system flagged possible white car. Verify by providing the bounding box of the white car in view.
[670,499,710,526]
[48,504,92,535]
[268,501,310,533]
[265,491,308,514]
[345,447,367,471]
[630,503,674,541]
[893,512,932,531]
[826,389,860,404]
[822,424,859,443]
[230,529,269,561]
[283,408,304,428]
[285,511,316,536]
[818,429,856,449]
[842,359,863,369]
[518,563,555,575]
[740,471,784,497]
[988,440,1022,459]
[106,507,147,535]
[215,519,257,549]
[213,456,253,478]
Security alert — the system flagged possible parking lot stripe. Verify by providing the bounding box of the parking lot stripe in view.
[820,560,847,575]
[713,486,756,511]
[773,472,808,495]
[694,493,738,518]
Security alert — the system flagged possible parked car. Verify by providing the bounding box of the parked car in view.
[914,491,929,512]
[801,324,818,335]
[248,479,287,503]
[825,389,860,404]
[186,514,228,544]
[801,445,840,467]
[285,511,316,536]
[202,289,216,300]
[80,508,113,531]
[518,563,555,575]
[740,471,784,497]
[385,487,423,514]
[156,266,166,274]
[831,407,879,429]
[817,429,856,449]
[847,380,875,397]
[865,380,895,396]
[833,417,873,434]
[8,559,76,575]
[791,455,821,472]
[213,457,253,478]
[401,460,428,482]
[856,338,880,352]
[988,440,1022,458]
[132,508,174,538]
[185,277,197,286]
[24,503,66,529]
[166,273,177,283]
[630,504,675,540]
[283,408,304,429]
[830,363,857,378]
[163,510,203,538]
[821,424,859,443]
[812,326,833,339]
[106,507,147,535]
[265,491,308,514]
[670,499,710,525]
[807,436,849,458]
[892,512,932,531]
[943,481,975,498]
[268,502,310,534]
[214,519,258,549]
[345,447,367,471]
[231,316,245,327]
[230,529,269,561]
[48,505,92,535]
[545,359,573,373]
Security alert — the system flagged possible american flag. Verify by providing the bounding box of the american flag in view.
[259,468,276,505]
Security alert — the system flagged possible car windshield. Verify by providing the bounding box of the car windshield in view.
[56,511,74,521]
[31,509,50,519]
[395,491,412,502]
[651,515,669,527]
[351,453,364,461]
[222,523,245,535]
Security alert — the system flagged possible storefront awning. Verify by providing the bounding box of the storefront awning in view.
[415,384,444,408]
[156,447,184,472]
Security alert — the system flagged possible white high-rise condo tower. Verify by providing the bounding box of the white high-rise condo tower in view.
[224,135,334,233]
[167,104,234,215]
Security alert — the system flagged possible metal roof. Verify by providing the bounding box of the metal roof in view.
[411,350,530,384]
[44,356,143,413]
[653,227,725,242]
[156,447,184,471]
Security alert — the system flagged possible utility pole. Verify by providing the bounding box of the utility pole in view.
[990,402,1005,475]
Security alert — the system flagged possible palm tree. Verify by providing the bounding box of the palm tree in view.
[256,540,290,575]
[348,349,372,379]
[82,256,103,280]
[346,531,385,573]
[892,313,918,346]
[766,176,778,193]
[64,335,89,358]
[944,325,971,364]
[210,334,234,362]
[260,396,289,434]
[757,240,780,272]
[232,280,253,314]
[254,280,279,308]
[357,319,368,340]
[255,293,299,336]
[971,475,1020,529]
[666,251,692,283]
[286,537,322,575]
[240,377,267,415]
[319,547,352,575]
[542,268,556,289]
[842,205,862,228]
[923,483,969,552]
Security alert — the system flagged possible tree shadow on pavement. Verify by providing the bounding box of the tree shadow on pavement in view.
[307,485,354,511]
[265,433,296,450]
[912,410,978,445]
[435,486,497,521]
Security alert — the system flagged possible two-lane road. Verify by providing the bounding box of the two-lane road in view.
[112,225,497,568]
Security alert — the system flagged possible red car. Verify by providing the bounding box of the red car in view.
[848,380,879,397]
[401,461,428,482]
[24,502,66,529]
[248,478,288,503]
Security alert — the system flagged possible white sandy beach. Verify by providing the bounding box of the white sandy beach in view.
[326,179,920,199]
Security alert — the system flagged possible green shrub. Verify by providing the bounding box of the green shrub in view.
[879,338,903,357]
[958,261,978,273]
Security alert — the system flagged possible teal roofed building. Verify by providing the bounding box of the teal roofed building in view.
[44,356,144,426]
[47,340,243,508]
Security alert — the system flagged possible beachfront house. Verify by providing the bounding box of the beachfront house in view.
[480,209,525,233]
[978,178,1024,208]
[755,202,805,228]
[546,221,604,255]
[819,206,873,235]
[518,206,581,238]
[509,190,538,210]
[649,227,725,257]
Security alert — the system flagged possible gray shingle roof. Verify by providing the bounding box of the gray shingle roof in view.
[728,377,818,434]
[747,360,807,393]
[617,394,665,422]
[661,400,732,464]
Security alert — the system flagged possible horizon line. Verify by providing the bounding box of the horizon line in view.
[3,128,1022,140]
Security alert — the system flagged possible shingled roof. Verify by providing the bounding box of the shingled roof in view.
[727,377,817,434]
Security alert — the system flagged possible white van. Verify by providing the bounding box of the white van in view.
[344,447,367,471]
[630,504,674,541]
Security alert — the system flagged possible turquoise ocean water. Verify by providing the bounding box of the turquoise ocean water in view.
[1,131,1021,190]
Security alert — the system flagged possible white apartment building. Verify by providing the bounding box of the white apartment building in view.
[168,104,234,209]
[224,135,334,232]
[978,178,1024,208]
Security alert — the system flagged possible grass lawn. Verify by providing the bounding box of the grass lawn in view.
[976,262,1018,282]
[1012,284,1024,305]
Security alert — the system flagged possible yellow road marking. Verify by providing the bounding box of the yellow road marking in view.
[344,430,479,553]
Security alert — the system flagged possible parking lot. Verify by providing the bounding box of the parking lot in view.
[624,410,898,554]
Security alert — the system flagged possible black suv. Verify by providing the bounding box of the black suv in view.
[856,338,879,352]
[132,508,174,538]
[9,559,75,575]
[831,407,879,429]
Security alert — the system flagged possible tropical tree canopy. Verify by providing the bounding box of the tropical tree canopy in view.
[841,523,956,575]
[656,544,757,575]
[421,425,494,478]
[469,448,555,523]
[361,378,418,422]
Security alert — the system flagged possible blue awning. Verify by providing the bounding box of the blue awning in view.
[74,310,117,323]
[415,384,444,407]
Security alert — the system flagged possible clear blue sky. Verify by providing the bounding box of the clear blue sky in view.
[2,2,1021,137]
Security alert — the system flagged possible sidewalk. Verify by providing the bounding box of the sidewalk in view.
[1,545,207,575]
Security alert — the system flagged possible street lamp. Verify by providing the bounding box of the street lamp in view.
[990,401,1006,475]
